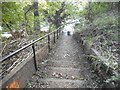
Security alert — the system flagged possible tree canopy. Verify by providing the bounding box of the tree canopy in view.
[1,1,81,34]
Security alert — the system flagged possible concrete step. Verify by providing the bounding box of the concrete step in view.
[46,67,82,79]
[38,78,85,88]
[47,60,79,68]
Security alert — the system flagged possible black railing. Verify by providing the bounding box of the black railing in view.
[0,27,62,71]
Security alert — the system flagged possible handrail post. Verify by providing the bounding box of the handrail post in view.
[59,30,61,36]
[32,44,37,71]
[48,35,50,52]
[54,32,56,43]
[58,30,59,36]
[57,30,58,39]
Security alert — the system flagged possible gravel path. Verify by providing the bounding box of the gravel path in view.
[26,34,98,88]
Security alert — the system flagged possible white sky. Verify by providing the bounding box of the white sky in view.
[0,26,2,31]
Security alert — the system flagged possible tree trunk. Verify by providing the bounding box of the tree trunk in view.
[33,2,40,31]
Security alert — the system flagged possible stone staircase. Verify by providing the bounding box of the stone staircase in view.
[35,59,85,88]
[27,35,98,88]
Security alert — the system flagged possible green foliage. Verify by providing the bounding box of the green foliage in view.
[105,75,120,86]
[76,3,119,83]
[76,2,118,31]
[112,35,120,41]
[2,2,25,32]
[1,1,80,34]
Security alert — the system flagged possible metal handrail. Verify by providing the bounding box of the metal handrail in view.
[0,27,62,63]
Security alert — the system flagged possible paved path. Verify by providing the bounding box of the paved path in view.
[27,34,98,88]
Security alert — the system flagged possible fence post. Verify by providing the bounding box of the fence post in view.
[57,30,58,39]
[48,35,50,52]
[32,44,37,71]
[59,30,61,36]
[54,32,56,43]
